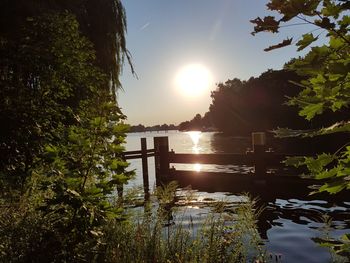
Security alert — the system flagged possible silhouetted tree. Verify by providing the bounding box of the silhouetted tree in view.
[178,113,207,131]
[178,121,190,131]
[209,78,249,134]
[0,0,133,96]
[0,1,132,188]
[130,124,146,132]
[209,69,350,136]
[159,124,168,130]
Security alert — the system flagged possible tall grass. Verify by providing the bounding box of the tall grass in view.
[0,182,266,262]
[102,182,266,263]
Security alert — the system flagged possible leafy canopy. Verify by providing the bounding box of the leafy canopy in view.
[0,10,132,261]
[252,0,350,195]
[252,1,350,256]
[0,0,135,96]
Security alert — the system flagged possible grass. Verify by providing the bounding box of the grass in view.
[0,181,267,262]
[102,182,266,263]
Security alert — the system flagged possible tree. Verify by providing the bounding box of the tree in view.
[0,0,133,193]
[209,70,311,135]
[0,9,132,262]
[178,113,206,131]
[0,0,134,96]
[252,0,350,257]
[252,0,350,193]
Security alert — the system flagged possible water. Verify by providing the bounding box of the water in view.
[124,131,350,262]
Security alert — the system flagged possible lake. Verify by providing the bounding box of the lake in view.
[125,131,350,263]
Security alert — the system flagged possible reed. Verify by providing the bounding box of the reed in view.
[102,183,266,263]
[0,182,266,262]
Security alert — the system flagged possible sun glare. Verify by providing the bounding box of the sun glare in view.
[175,64,213,97]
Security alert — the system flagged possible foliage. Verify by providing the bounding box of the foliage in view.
[1,12,98,191]
[101,188,265,263]
[207,68,350,138]
[251,0,350,193]
[0,10,132,262]
[312,215,350,262]
[178,113,212,131]
[0,183,266,262]
[317,233,350,260]
[208,70,311,135]
[252,0,350,258]
[0,0,134,95]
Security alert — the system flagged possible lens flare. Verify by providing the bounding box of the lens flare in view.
[175,64,213,97]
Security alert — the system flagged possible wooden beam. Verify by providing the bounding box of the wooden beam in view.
[168,152,288,166]
[141,138,150,200]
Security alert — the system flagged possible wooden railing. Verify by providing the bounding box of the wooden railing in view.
[123,133,307,197]
[123,138,155,197]
[152,133,301,182]
[123,149,155,160]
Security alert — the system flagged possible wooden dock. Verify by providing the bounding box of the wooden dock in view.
[122,132,326,199]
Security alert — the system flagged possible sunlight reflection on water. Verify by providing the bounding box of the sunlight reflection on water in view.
[187,131,201,148]
[187,131,202,170]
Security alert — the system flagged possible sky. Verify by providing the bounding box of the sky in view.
[118,0,310,126]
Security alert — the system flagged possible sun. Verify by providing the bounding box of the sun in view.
[175,63,213,97]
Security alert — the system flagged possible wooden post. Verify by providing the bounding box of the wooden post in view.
[154,136,170,185]
[141,138,150,200]
[252,132,266,176]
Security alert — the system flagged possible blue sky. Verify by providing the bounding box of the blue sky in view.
[119,0,310,126]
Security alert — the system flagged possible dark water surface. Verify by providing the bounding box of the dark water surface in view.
[125,131,350,263]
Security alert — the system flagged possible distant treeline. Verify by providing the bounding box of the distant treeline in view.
[129,123,178,132]
[178,113,213,131]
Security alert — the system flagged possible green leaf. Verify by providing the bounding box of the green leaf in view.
[329,37,344,49]
[328,73,343,81]
[341,234,350,242]
[319,180,346,194]
[321,2,342,17]
[315,167,338,180]
[110,159,121,170]
[304,153,334,173]
[310,74,326,85]
[44,145,59,161]
[331,100,346,111]
[339,15,350,27]
[296,33,318,51]
[283,156,306,167]
[299,103,324,120]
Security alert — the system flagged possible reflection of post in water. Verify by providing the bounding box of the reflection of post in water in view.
[254,197,276,240]
[210,133,251,153]
[254,195,350,244]
[252,132,266,176]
